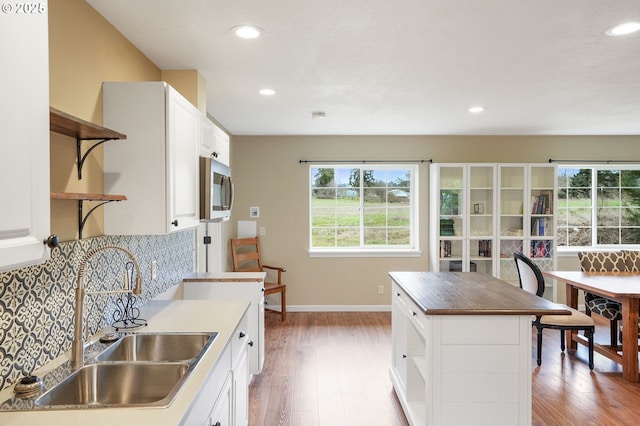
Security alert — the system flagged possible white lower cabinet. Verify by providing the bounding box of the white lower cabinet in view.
[182,274,266,376]
[390,281,532,426]
[182,310,250,426]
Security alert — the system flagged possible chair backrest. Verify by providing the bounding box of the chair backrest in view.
[578,251,626,272]
[230,237,264,273]
[513,252,545,297]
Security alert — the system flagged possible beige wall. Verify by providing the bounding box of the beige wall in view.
[231,135,640,307]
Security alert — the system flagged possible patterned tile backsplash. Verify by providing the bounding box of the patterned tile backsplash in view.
[0,231,195,392]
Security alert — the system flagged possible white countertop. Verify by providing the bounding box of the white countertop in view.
[0,299,249,425]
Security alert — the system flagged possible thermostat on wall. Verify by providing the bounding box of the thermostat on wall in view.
[250,207,260,218]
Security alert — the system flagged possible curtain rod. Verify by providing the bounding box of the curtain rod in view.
[548,159,640,164]
[299,159,432,164]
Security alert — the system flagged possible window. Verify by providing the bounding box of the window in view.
[309,164,418,255]
[557,165,640,249]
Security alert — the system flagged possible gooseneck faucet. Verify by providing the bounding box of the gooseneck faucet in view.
[71,245,142,369]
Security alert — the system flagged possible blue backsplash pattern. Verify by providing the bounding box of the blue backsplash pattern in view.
[0,231,195,391]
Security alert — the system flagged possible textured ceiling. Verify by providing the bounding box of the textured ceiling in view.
[87,0,640,136]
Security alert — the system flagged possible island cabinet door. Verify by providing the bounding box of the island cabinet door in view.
[432,315,532,426]
[390,285,408,391]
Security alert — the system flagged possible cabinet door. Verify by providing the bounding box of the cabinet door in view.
[167,86,201,232]
[468,164,496,275]
[391,290,408,391]
[208,373,232,426]
[0,3,50,272]
[233,347,249,426]
[212,124,230,167]
[497,165,526,285]
[200,115,215,158]
[430,164,466,272]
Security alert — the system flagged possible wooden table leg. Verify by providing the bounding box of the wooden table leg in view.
[565,283,579,352]
[621,297,639,382]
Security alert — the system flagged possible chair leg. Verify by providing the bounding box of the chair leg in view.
[560,329,566,352]
[280,290,286,321]
[537,327,543,366]
[587,328,595,370]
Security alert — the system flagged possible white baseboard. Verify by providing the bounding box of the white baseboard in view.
[266,305,392,312]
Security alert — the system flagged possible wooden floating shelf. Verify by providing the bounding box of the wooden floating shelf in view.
[50,107,127,179]
[51,192,127,201]
[50,107,126,140]
[50,192,127,239]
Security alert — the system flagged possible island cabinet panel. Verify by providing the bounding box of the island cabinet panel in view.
[389,271,563,426]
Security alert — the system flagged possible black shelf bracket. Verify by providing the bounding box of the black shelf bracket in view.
[77,199,122,239]
[76,138,116,179]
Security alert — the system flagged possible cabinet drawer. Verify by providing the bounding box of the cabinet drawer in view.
[232,310,250,362]
[441,316,520,345]
[392,282,408,310]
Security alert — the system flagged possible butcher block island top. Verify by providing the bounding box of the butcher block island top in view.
[389,271,570,316]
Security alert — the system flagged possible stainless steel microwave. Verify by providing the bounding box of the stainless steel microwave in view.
[199,157,233,221]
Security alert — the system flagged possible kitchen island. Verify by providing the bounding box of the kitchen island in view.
[0,299,249,425]
[389,272,569,426]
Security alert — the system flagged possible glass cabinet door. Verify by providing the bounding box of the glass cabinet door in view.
[529,164,556,299]
[436,165,465,272]
[498,165,525,285]
[468,165,495,275]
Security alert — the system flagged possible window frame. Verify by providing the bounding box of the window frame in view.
[308,163,420,257]
[557,164,640,254]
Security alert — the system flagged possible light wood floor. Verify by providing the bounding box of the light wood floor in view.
[249,311,640,426]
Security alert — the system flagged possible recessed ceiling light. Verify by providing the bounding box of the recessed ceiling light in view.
[259,88,276,96]
[468,106,485,114]
[605,22,640,36]
[232,25,264,39]
[311,111,327,119]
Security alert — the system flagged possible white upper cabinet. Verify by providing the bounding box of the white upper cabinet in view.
[103,82,200,234]
[0,4,51,272]
[200,115,230,166]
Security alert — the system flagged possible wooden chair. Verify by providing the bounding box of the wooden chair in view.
[231,237,287,321]
[514,252,594,370]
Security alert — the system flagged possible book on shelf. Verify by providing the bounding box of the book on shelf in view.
[531,191,553,215]
[531,217,550,236]
[478,240,492,257]
[440,240,452,257]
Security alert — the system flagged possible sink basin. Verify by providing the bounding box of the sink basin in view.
[35,362,189,408]
[95,332,217,362]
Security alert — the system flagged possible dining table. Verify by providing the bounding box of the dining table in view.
[543,270,640,382]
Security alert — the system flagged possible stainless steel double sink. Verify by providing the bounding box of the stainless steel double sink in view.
[34,332,217,409]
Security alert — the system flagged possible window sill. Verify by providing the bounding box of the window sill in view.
[308,248,422,258]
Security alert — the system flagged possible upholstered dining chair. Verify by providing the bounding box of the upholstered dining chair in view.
[514,252,594,369]
[578,251,625,348]
[231,237,287,321]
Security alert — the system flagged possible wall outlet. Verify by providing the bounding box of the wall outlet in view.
[378,285,384,295]
[259,226,266,236]
[151,261,157,280]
